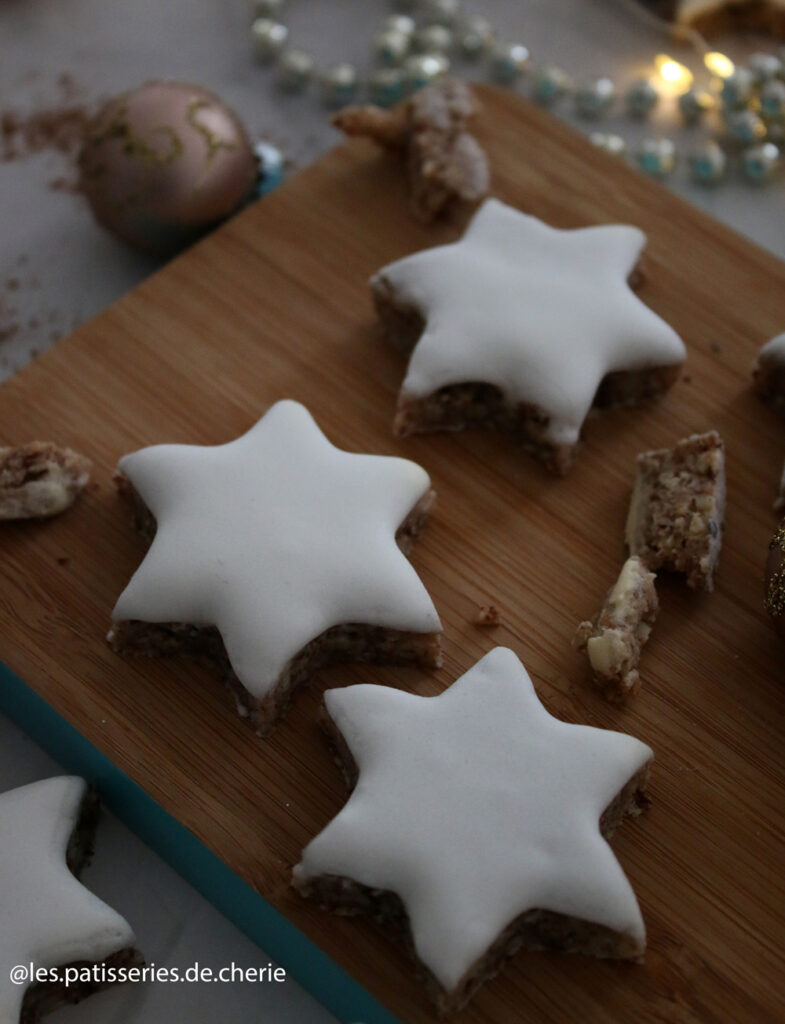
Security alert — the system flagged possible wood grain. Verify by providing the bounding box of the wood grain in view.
[1,85,784,1022]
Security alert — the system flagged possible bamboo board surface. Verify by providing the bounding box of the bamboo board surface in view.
[1,85,784,1023]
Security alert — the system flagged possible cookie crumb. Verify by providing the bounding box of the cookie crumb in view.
[474,604,500,627]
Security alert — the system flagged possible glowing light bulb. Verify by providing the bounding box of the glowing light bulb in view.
[654,54,694,89]
[704,51,735,78]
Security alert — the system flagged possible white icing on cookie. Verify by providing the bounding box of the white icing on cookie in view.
[294,647,652,994]
[372,198,686,447]
[0,777,135,1022]
[112,400,441,701]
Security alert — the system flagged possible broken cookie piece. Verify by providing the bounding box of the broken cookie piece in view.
[625,431,725,591]
[0,442,91,520]
[574,556,658,702]
[332,77,489,222]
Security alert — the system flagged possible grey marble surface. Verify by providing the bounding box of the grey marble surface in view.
[1,1,784,1021]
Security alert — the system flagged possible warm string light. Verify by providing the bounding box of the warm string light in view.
[652,50,735,100]
[655,53,693,89]
[704,51,735,79]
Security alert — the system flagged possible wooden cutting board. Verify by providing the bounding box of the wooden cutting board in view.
[1,84,784,1023]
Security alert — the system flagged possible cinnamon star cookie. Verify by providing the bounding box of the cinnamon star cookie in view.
[294,647,652,1013]
[110,400,442,732]
[0,777,140,1022]
[372,198,686,473]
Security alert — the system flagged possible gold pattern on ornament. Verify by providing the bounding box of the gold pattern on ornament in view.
[186,99,238,164]
[81,101,185,210]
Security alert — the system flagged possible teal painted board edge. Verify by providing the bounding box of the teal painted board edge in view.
[0,662,400,1024]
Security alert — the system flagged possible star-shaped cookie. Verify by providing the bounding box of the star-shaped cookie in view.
[294,647,652,1013]
[0,777,138,1022]
[110,400,442,732]
[371,198,686,474]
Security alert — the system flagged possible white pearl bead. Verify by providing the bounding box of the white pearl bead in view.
[319,63,358,107]
[369,67,406,107]
[747,52,783,84]
[742,141,780,182]
[760,79,785,120]
[490,42,530,85]
[532,65,572,106]
[277,48,315,91]
[725,109,767,146]
[414,24,454,55]
[252,0,285,17]
[423,0,461,27]
[721,68,754,110]
[678,88,714,124]
[625,78,659,118]
[589,132,627,158]
[635,138,676,178]
[689,140,727,185]
[575,78,615,119]
[403,53,449,91]
[380,15,416,37]
[459,16,494,60]
[251,18,288,62]
[371,28,411,67]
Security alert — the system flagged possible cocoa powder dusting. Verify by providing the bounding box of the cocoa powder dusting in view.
[0,73,91,193]
[0,105,89,164]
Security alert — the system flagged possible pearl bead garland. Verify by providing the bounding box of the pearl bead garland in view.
[532,65,572,107]
[372,27,411,67]
[743,142,781,183]
[678,88,714,125]
[489,42,530,85]
[459,16,494,60]
[635,138,676,179]
[277,47,315,91]
[721,68,755,110]
[248,0,785,190]
[725,109,767,147]
[689,140,726,185]
[413,24,454,55]
[251,18,288,61]
[575,78,615,119]
[590,132,627,158]
[625,78,659,118]
[320,63,360,107]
